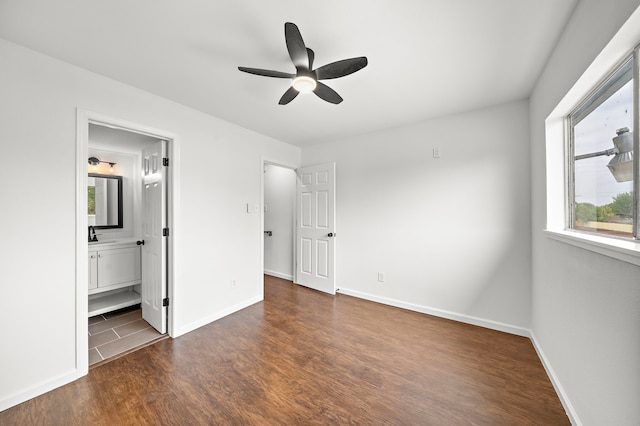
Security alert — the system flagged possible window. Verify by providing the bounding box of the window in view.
[567,53,637,239]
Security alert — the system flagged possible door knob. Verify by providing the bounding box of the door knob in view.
[327,233,335,237]
[137,240,145,245]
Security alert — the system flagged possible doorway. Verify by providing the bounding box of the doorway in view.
[263,163,296,281]
[261,160,337,295]
[76,110,176,373]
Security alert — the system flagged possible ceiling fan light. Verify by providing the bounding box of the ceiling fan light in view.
[292,76,317,93]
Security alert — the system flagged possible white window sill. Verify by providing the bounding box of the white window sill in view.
[544,229,640,267]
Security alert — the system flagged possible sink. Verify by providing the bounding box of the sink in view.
[89,240,117,245]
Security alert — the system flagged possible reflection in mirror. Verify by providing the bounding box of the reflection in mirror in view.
[88,173,123,228]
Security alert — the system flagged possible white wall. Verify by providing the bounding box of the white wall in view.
[263,164,295,280]
[0,38,300,410]
[302,100,532,332]
[530,1,640,425]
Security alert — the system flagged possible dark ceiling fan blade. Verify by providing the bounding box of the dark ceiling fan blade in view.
[285,22,309,70]
[315,57,368,80]
[279,86,300,105]
[307,48,315,70]
[238,67,294,79]
[313,82,343,104]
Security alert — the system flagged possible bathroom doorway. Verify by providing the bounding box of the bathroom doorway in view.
[77,111,176,371]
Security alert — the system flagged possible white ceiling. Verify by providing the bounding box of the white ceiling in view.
[0,0,578,147]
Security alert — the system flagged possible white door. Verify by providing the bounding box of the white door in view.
[295,163,336,294]
[141,140,167,333]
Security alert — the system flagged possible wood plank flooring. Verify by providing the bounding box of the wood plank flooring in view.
[0,276,569,425]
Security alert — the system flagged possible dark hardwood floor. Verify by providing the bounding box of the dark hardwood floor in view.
[1,276,569,425]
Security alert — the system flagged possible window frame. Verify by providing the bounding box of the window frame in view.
[544,15,640,267]
[565,48,639,241]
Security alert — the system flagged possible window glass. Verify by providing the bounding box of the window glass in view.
[571,67,634,237]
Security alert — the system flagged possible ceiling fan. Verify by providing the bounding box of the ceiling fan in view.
[238,22,368,105]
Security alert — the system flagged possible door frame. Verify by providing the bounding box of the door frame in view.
[260,157,298,294]
[76,109,178,375]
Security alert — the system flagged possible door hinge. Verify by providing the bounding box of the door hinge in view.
[162,298,169,307]
[163,228,170,237]
[163,157,169,167]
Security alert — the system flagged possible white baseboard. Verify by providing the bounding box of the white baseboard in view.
[173,295,263,338]
[0,369,83,412]
[264,270,294,281]
[337,287,530,337]
[530,331,582,426]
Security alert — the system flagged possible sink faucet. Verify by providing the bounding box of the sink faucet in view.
[88,226,98,242]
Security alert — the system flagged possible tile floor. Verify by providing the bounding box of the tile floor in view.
[89,306,164,366]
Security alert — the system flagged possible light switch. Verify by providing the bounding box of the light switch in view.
[433,147,441,158]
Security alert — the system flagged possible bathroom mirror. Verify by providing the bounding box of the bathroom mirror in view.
[88,173,123,229]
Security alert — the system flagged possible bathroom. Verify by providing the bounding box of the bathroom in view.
[87,123,168,365]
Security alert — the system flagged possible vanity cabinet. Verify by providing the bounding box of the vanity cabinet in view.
[88,241,142,317]
[88,246,141,292]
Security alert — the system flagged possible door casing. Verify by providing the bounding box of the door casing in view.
[76,109,178,375]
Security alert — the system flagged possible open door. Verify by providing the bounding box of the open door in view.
[141,140,167,333]
[295,163,336,294]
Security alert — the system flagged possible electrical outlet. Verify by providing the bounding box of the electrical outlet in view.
[433,147,441,158]
[378,272,385,282]
[231,279,237,288]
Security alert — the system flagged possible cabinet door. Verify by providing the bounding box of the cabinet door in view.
[97,247,141,288]
[88,251,98,290]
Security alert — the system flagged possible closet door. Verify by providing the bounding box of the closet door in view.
[294,163,336,295]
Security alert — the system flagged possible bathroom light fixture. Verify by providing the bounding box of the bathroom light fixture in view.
[88,156,117,173]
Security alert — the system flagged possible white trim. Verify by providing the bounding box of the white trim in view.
[76,109,180,379]
[172,295,263,338]
[76,110,90,377]
[0,370,82,412]
[264,270,294,281]
[337,287,530,337]
[530,332,583,426]
[544,229,640,267]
